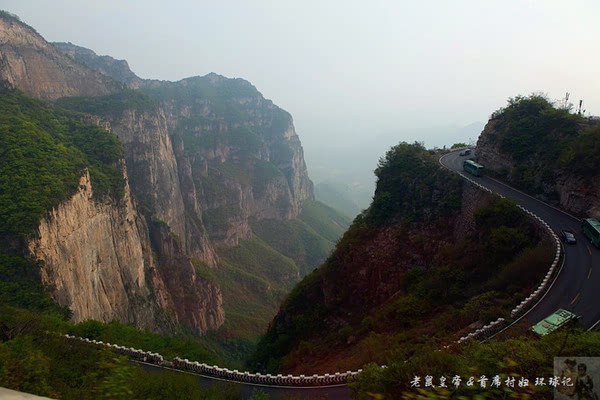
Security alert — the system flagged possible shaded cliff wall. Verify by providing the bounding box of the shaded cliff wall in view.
[149,75,314,247]
[107,107,219,266]
[150,222,225,333]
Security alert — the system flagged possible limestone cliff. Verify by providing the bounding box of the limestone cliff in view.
[27,170,157,326]
[27,167,224,334]
[53,42,144,89]
[1,13,317,339]
[54,42,314,249]
[149,222,224,332]
[103,107,219,266]
[0,13,120,99]
[148,75,314,247]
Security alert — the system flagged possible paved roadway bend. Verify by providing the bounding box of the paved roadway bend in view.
[440,150,600,330]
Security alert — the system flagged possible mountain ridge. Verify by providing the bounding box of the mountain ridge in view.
[0,12,340,346]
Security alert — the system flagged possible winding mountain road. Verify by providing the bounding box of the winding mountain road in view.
[440,150,600,331]
[74,149,599,400]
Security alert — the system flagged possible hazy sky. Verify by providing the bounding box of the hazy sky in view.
[3,0,600,190]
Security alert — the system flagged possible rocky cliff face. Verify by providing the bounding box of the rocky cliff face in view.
[1,14,315,337]
[53,41,144,89]
[149,222,225,332]
[105,107,219,265]
[27,170,157,326]
[148,75,314,247]
[27,165,224,334]
[0,14,119,99]
[0,14,224,334]
[55,42,314,249]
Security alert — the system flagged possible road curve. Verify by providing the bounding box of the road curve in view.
[440,150,600,330]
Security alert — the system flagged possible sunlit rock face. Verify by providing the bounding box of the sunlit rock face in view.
[2,14,315,335]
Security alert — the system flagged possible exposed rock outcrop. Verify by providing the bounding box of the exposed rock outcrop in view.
[53,41,144,89]
[474,120,515,172]
[2,13,315,337]
[150,75,314,246]
[149,222,224,332]
[27,170,157,326]
[0,14,120,99]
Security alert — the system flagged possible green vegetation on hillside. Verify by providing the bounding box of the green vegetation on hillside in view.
[350,327,599,399]
[55,89,156,117]
[0,89,125,239]
[486,94,597,195]
[368,142,462,225]
[0,307,250,399]
[558,124,600,177]
[207,200,349,363]
[0,252,69,317]
[250,200,349,278]
[298,200,352,243]
[249,143,552,374]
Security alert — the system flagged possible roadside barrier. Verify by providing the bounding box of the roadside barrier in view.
[63,334,360,386]
[439,154,561,343]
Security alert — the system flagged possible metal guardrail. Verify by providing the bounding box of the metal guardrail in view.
[63,334,360,387]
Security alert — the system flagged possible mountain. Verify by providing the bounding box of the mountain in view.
[476,94,600,218]
[0,12,120,99]
[249,142,553,374]
[53,42,144,89]
[0,12,346,349]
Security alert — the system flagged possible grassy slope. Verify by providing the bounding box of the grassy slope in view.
[212,201,351,353]
[249,142,554,374]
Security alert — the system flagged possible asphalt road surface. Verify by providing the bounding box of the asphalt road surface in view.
[440,150,600,330]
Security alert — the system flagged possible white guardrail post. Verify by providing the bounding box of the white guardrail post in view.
[61,333,363,386]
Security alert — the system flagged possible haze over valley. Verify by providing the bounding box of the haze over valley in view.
[1,2,600,399]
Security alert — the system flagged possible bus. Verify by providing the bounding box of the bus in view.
[463,159,484,177]
[531,309,579,336]
[582,218,600,247]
